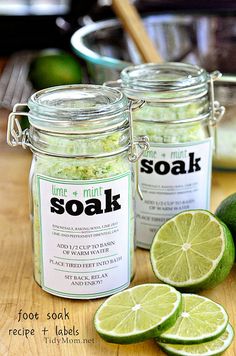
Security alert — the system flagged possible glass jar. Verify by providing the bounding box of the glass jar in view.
[120,63,225,249]
[7,85,148,299]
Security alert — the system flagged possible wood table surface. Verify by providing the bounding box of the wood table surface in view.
[0,113,236,356]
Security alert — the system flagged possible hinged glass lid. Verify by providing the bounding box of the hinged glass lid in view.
[121,62,211,101]
[7,84,149,161]
[27,84,129,133]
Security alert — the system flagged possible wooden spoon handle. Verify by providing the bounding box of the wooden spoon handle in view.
[112,0,163,63]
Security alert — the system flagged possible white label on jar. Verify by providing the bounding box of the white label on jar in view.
[136,139,213,249]
[37,172,131,299]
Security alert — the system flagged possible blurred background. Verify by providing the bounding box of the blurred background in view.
[1,1,236,90]
[1,0,236,168]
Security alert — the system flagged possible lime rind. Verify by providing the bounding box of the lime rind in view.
[94,284,182,344]
[156,294,229,345]
[215,192,236,240]
[198,219,235,291]
[158,323,234,356]
[150,210,234,291]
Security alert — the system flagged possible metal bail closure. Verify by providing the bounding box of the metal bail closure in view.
[128,100,149,163]
[209,71,225,155]
[7,103,29,148]
[209,71,225,126]
[128,100,149,200]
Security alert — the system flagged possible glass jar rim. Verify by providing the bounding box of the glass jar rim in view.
[121,62,209,89]
[120,62,211,103]
[28,84,129,133]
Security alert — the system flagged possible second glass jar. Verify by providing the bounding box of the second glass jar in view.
[120,62,224,249]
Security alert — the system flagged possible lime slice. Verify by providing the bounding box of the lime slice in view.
[156,294,228,344]
[150,210,235,291]
[94,284,181,344]
[158,323,234,355]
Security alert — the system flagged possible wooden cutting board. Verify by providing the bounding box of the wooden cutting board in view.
[0,144,236,356]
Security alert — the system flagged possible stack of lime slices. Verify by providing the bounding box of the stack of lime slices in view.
[150,210,235,292]
[156,294,233,355]
[94,285,234,355]
[94,210,235,355]
[158,324,234,355]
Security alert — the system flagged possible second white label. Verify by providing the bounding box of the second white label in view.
[136,139,212,249]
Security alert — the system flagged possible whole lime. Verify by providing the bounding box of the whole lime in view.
[29,50,82,89]
[216,193,236,246]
